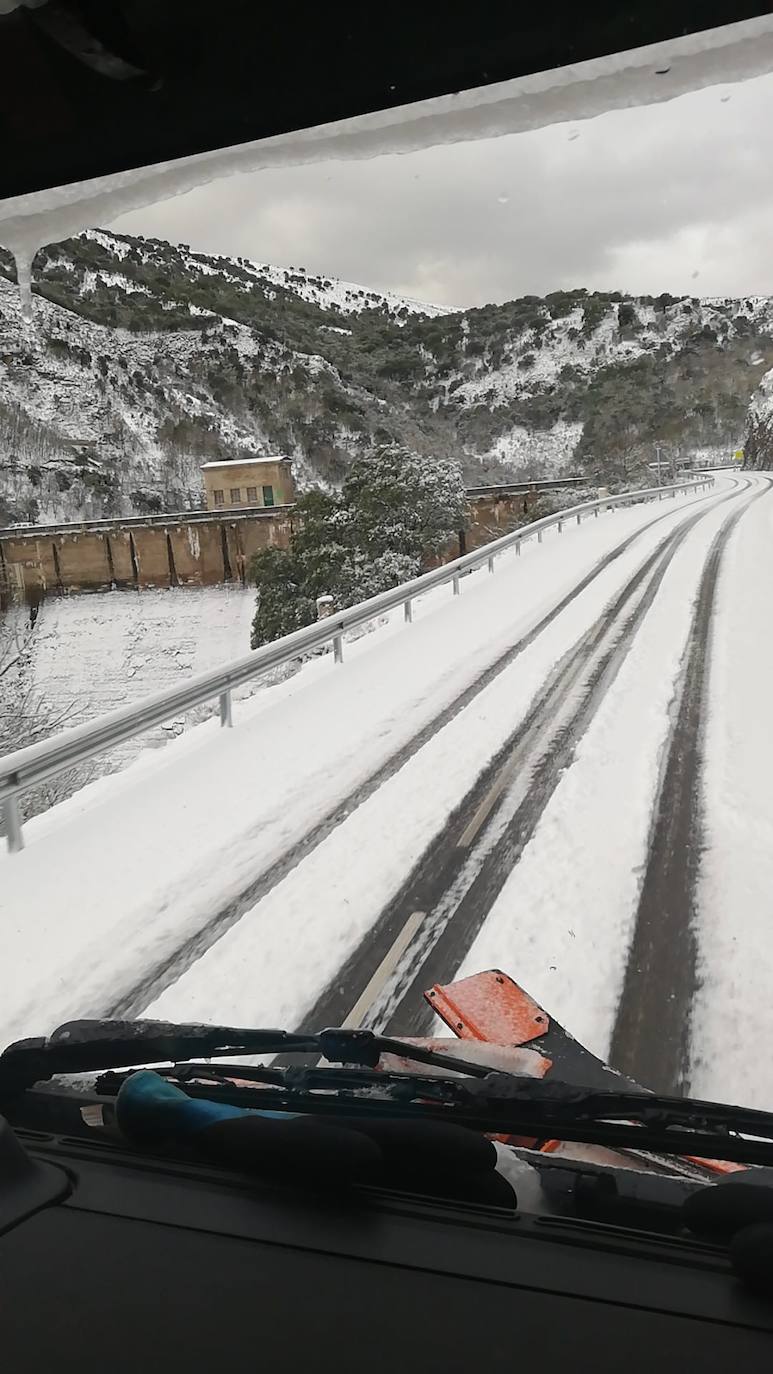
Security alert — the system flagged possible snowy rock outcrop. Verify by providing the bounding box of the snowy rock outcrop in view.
[744,367,773,469]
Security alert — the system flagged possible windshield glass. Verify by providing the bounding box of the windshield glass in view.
[2,31,772,1125]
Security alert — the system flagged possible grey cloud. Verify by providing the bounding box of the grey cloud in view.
[112,71,773,307]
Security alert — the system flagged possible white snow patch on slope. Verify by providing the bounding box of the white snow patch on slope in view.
[80,268,152,297]
[453,305,651,408]
[748,364,773,422]
[482,421,583,476]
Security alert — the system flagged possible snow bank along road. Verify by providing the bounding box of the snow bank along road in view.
[3,474,772,1111]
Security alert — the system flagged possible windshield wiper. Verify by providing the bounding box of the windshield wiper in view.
[6,1017,773,1168]
[0,1016,492,1094]
[96,1062,773,1169]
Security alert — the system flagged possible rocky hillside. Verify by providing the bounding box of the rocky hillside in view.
[0,229,770,524]
[743,366,773,469]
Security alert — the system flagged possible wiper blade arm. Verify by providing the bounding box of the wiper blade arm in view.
[11,1019,771,1166]
[458,1072,773,1141]
[92,1065,773,1168]
[0,1018,319,1093]
[0,1018,492,1094]
[98,1060,456,1102]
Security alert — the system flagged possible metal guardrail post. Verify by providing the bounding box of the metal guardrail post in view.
[219,690,233,728]
[452,573,460,595]
[333,634,344,664]
[404,599,413,623]
[576,513,581,525]
[487,555,495,573]
[3,796,24,853]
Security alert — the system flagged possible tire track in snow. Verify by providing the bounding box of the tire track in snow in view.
[109,485,718,1019]
[294,483,746,1040]
[608,476,773,1095]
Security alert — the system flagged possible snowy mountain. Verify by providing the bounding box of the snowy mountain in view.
[1,229,771,524]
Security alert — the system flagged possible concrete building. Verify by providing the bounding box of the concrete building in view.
[201,456,295,512]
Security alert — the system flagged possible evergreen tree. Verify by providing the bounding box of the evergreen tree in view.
[250,445,466,647]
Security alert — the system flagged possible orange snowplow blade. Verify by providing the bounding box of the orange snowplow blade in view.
[424,970,747,1174]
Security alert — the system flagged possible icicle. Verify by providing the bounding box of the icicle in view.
[14,249,34,325]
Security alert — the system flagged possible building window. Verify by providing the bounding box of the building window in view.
[230,488,241,504]
[262,484,275,507]
[246,485,258,503]
[213,489,224,506]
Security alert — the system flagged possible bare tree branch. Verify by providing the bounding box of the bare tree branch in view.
[1,605,94,831]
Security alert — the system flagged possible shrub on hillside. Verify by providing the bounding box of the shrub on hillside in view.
[582,296,608,336]
[544,289,583,319]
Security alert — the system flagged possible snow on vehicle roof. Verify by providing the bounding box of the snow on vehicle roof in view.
[1,14,772,297]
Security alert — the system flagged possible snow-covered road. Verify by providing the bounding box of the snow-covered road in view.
[3,473,772,1112]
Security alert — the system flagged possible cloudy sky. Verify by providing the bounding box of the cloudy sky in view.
[112,71,773,310]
